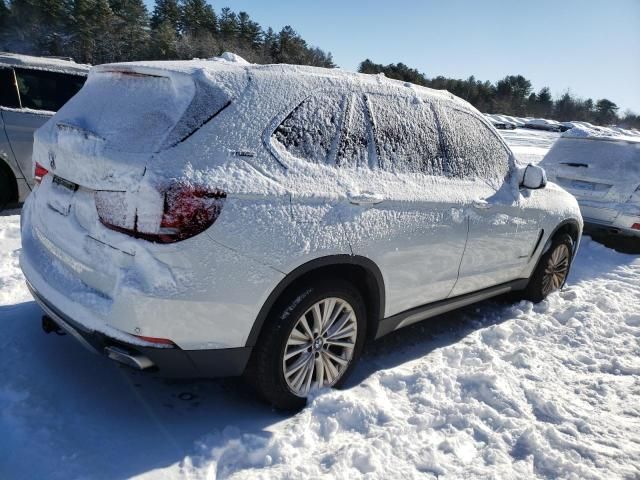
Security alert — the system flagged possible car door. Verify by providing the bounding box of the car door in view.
[339,92,468,318]
[435,104,542,296]
[3,67,85,187]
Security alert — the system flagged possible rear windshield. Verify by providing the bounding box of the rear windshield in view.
[53,70,239,154]
[543,138,640,181]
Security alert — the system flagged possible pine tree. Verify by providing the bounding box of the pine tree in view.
[218,7,238,43]
[0,0,9,29]
[109,0,151,61]
[2,0,68,54]
[181,0,216,36]
[595,99,618,125]
[69,0,115,63]
[150,20,178,59]
[237,11,262,50]
[151,0,180,34]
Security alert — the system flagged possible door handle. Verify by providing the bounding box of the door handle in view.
[472,200,491,210]
[347,191,384,205]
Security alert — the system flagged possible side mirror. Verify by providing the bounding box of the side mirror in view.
[521,164,547,190]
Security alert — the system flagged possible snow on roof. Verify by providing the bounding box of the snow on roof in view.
[0,52,90,75]
[95,55,473,111]
[209,52,250,64]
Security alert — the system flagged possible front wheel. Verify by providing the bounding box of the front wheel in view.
[249,279,366,410]
[523,233,574,303]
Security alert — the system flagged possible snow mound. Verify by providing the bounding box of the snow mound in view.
[210,52,250,64]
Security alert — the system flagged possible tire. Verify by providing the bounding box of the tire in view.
[523,233,574,303]
[248,278,367,410]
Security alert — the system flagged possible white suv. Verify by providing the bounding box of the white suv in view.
[20,57,583,408]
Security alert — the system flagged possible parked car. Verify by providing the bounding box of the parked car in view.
[541,130,640,238]
[20,57,583,409]
[485,114,517,130]
[523,118,563,132]
[0,52,88,209]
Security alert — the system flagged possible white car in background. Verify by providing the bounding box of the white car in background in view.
[484,114,516,130]
[0,53,88,209]
[541,127,640,237]
[20,57,583,408]
[524,118,564,132]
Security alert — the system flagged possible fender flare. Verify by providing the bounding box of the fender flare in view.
[245,255,385,347]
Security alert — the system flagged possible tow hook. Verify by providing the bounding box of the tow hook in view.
[42,315,66,336]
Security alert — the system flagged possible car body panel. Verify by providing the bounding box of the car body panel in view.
[2,108,50,187]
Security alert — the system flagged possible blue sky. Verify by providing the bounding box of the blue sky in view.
[145,0,640,113]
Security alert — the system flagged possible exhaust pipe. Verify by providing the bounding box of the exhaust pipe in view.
[105,346,155,371]
[42,315,66,335]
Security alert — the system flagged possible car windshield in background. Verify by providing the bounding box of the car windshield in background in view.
[14,68,85,111]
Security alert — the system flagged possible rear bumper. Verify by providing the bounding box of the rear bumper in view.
[583,221,640,238]
[28,281,252,378]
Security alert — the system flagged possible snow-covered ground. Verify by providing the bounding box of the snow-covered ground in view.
[1,130,639,479]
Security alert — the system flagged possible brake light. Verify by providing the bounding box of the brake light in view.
[34,162,49,184]
[632,223,640,231]
[95,182,226,243]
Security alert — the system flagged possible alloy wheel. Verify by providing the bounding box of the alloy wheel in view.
[282,297,358,397]
[542,243,570,295]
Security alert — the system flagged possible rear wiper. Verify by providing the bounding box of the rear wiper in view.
[560,162,588,168]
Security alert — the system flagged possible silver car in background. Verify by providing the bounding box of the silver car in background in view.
[541,134,640,237]
[0,53,88,209]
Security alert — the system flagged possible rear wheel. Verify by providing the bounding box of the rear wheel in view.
[249,278,366,410]
[524,233,573,302]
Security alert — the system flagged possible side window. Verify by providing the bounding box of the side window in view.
[272,92,345,164]
[436,104,511,183]
[0,68,20,108]
[336,94,376,169]
[13,68,86,112]
[367,94,445,174]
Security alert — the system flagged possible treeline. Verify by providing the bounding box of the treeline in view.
[0,0,335,67]
[359,59,639,128]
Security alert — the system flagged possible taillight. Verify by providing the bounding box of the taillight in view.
[95,183,226,243]
[34,162,49,184]
[632,223,640,231]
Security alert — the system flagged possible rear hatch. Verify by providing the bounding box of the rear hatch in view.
[28,61,248,296]
[33,62,247,190]
[541,137,640,223]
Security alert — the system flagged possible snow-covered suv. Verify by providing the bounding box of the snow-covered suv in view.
[20,56,583,408]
